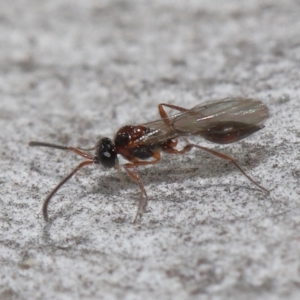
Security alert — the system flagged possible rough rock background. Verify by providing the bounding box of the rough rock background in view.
[1,0,300,299]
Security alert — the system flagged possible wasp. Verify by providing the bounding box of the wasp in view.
[29,97,269,222]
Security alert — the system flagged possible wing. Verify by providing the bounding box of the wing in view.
[138,97,269,145]
[172,97,268,132]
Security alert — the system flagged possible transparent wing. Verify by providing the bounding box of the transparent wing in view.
[138,97,269,145]
[172,97,269,133]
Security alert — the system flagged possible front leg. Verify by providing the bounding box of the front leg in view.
[123,152,161,222]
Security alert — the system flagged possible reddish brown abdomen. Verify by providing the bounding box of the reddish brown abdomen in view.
[199,121,263,144]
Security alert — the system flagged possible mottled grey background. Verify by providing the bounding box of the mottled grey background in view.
[1,0,300,299]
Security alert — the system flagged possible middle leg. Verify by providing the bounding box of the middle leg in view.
[123,152,161,222]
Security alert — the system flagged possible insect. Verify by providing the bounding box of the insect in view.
[29,97,269,222]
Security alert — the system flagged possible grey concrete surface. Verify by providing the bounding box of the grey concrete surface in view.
[1,0,300,299]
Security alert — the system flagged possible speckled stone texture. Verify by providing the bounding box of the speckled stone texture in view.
[1,0,300,299]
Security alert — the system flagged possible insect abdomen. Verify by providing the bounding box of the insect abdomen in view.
[199,121,263,144]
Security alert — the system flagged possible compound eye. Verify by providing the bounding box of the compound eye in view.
[96,138,117,168]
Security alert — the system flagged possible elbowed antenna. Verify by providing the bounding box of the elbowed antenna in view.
[29,141,94,160]
[42,160,93,221]
[29,141,70,150]
[29,141,95,221]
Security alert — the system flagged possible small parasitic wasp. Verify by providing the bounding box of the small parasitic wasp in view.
[29,97,269,222]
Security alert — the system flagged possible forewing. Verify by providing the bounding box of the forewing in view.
[172,97,269,134]
[137,98,268,144]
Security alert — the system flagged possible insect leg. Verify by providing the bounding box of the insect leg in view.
[42,160,93,222]
[123,152,161,222]
[158,103,188,125]
[164,144,269,194]
[123,164,148,223]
